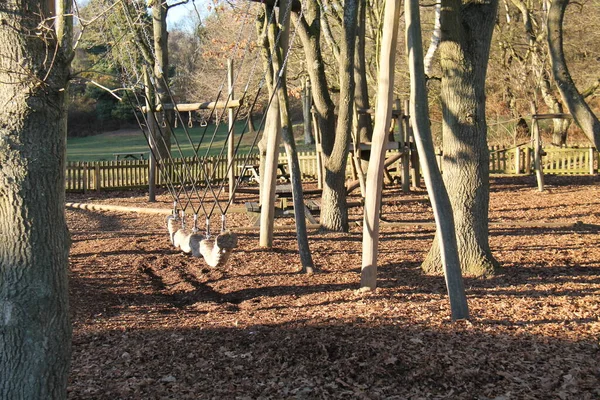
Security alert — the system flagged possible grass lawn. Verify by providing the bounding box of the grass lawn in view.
[67,121,313,162]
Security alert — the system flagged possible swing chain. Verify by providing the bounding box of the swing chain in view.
[205,218,211,239]
[221,214,226,232]
[180,210,186,229]
[192,214,199,233]
[188,111,194,128]
[172,201,178,218]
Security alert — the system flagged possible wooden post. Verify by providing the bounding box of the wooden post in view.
[590,147,595,175]
[228,59,235,202]
[515,145,521,174]
[401,100,411,192]
[302,77,314,144]
[82,162,88,194]
[361,0,401,290]
[409,117,421,188]
[144,68,157,202]
[312,110,324,189]
[524,146,532,173]
[531,106,545,191]
[395,99,409,193]
[94,164,101,192]
[259,2,287,248]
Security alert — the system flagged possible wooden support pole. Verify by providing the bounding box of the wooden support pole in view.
[144,68,157,202]
[82,162,88,194]
[312,110,324,189]
[360,0,401,290]
[94,164,100,192]
[227,59,235,202]
[408,109,421,188]
[396,99,410,193]
[531,105,545,191]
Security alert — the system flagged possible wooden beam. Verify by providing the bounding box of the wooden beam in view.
[141,100,242,113]
[532,113,572,120]
[246,0,302,12]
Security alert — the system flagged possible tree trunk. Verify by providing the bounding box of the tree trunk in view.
[547,0,600,149]
[295,0,354,232]
[152,0,172,160]
[405,0,469,320]
[266,1,314,272]
[0,1,72,398]
[320,0,359,232]
[354,0,373,148]
[421,0,500,277]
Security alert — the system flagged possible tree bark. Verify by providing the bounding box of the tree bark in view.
[405,0,469,320]
[319,0,359,232]
[294,1,347,231]
[0,1,72,397]
[547,0,600,149]
[152,0,172,160]
[421,0,500,277]
[354,0,373,148]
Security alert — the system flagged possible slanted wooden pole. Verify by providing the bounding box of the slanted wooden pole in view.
[143,68,157,202]
[360,0,401,290]
[227,59,235,202]
[405,0,469,320]
[259,3,284,248]
[272,0,314,273]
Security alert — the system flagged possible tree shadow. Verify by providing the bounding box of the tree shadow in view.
[68,320,600,399]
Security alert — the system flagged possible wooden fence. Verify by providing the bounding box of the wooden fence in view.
[66,146,598,192]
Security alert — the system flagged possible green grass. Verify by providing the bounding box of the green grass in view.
[67,121,315,162]
[67,121,261,162]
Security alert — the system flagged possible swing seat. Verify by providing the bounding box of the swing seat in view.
[199,231,238,268]
[177,231,205,257]
[166,215,179,245]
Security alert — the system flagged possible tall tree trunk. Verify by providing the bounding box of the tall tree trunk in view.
[354,0,373,146]
[294,2,343,231]
[152,0,172,160]
[262,1,314,272]
[547,0,600,149]
[405,0,469,320]
[422,0,500,277]
[0,1,72,397]
[320,0,360,232]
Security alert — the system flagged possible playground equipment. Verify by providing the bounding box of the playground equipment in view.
[110,0,314,269]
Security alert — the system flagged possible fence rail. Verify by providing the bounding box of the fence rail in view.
[66,146,598,192]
